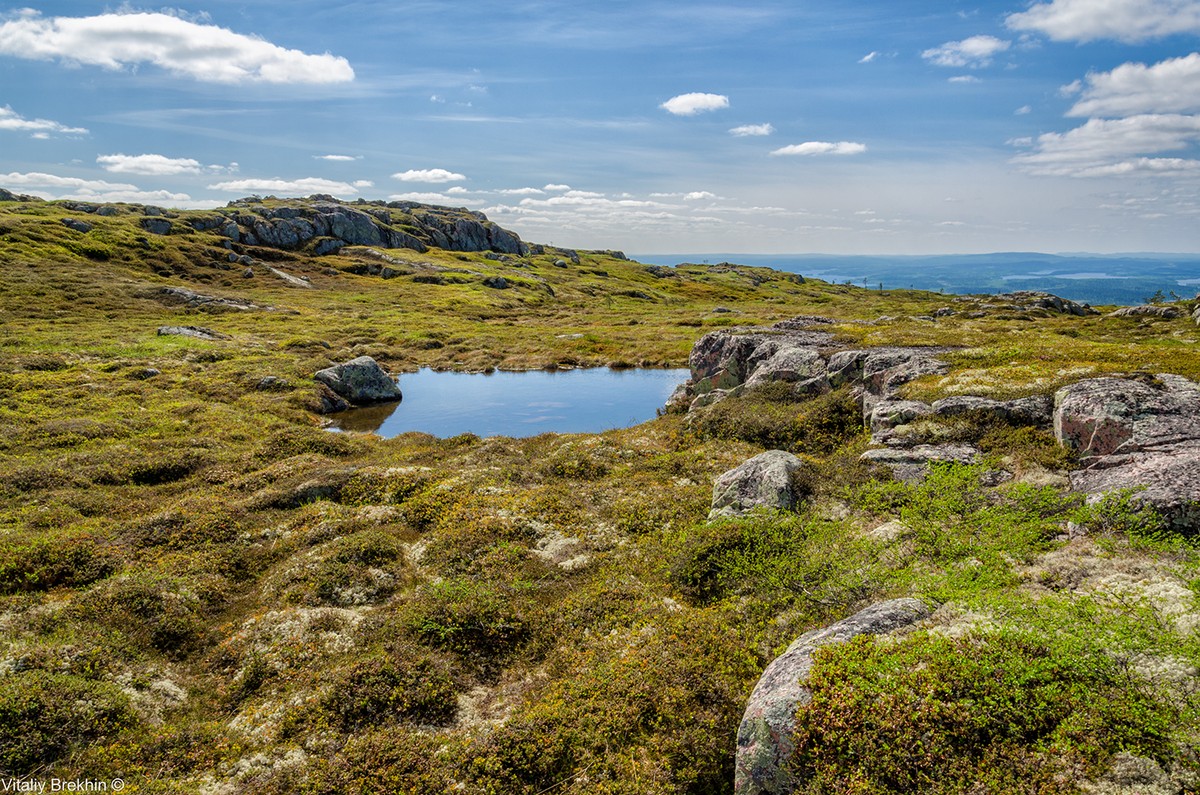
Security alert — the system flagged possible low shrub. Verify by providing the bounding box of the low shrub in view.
[790,630,1177,794]
[319,652,458,731]
[0,671,136,775]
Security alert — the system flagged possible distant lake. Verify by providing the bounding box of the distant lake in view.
[327,367,689,438]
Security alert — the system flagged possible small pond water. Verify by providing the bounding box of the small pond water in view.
[327,367,690,438]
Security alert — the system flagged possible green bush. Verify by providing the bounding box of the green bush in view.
[0,532,117,594]
[789,630,1176,794]
[0,671,135,775]
[406,578,535,664]
[689,387,862,454]
[319,652,458,730]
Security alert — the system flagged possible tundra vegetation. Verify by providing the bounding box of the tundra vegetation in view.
[1,194,1199,793]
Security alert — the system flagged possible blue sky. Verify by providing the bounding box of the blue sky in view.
[2,0,1199,254]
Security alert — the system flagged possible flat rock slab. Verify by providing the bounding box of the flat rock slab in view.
[735,598,931,795]
[1056,374,1200,529]
[860,443,980,483]
[156,325,231,341]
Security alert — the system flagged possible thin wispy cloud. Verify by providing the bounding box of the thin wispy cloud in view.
[393,168,467,183]
[0,170,193,203]
[730,123,774,137]
[859,51,879,64]
[771,141,867,156]
[661,93,730,116]
[922,35,1010,68]
[0,10,354,84]
[949,75,981,84]
[315,154,360,161]
[1006,0,1200,43]
[0,105,87,136]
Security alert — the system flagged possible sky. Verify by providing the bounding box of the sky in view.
[1,0,1200,254]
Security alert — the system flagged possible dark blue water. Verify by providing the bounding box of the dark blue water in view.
[327,367,689,438]
[633,252,1200,306]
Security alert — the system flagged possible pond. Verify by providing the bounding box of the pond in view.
[326,367,690,438]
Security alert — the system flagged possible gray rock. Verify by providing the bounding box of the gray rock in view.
[313,356,402,407]
[156,325,230,341]
[1056,374,1200,529]
[869,399,933,434]
[61,218,93,233]
[482,276,509,289]
[255,376,290,391]
[860,443,980,482]
[735,598,931,795]
[710,450,806,519]
[1107,305,1185,319]
[140,217,173,235]
[154,286,261,311]
[931,393,1054,428]
[744,347,827,390]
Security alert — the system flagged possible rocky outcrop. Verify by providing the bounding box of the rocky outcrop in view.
[955,290,1097,317]
[140,217,173,235]
[710,450,806,519]
[1055,374,1200,529]
[0,188,42,203]
[860,444,981,483]
[1108,305,1185,319]
[735,598,931,795]
[202,198,530,258]
[677,320,952,415]
[313,356,402,408]
[152,286,264,312]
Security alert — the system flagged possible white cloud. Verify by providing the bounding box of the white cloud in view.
[446,186,470,195]
[859,51,879,64]
[0,10,354,84]
[315,154,359,161]
[922,35,1010,68]
[392,168,467,183]
[1068,54,1200,117]
[0,105,87,136]
[1016,105,1033,115]
[544,183,571,191]
[1012,114,1200,176]
[96,153,208,176]
[684,191,717,200]
[497,187,545,195]
[389,192,460,204]
[771,141,867,156]
[208,177,365,195]
[1006,0,1200,43]
[0,171,193,203]
[660,92,730,116]
[729,123,774,137]
[352,180,374,188]
[949,75,981,84]
[1060,80,1083,97]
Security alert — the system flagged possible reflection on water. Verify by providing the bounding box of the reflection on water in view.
[327,367,690,438]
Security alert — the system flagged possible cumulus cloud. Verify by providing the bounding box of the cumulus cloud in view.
[922,35,1010,68]
[315,154,359,161]
[771,141,867,156]
[1068,54,1200,117]
[544,183,571,191]
[496,187,545,195]
[0,105,87,136]
[1012,114,1200,176]
[96,153,214,176]
[0,170,193,203]
[684,191,717,200]
[1006,0,1200,43]
[0,10,354,84]
[729,123,774,137]
[208,177,365,195]
[660,92,730,116]
[392,168,466,183]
